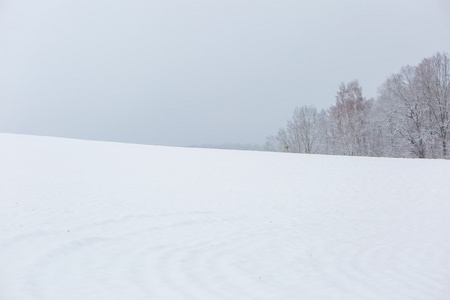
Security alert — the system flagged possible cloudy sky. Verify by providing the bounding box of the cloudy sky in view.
[1,0,449,147]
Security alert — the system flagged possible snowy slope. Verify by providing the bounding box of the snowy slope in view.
[1,133,450,300]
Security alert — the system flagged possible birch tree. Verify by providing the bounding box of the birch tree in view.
[328,80,372,156]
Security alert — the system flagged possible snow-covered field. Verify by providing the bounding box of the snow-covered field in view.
[1,133,450,300]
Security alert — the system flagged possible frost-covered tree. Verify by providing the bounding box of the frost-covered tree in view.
[328,80,372,156]
[368,98,404,157]
[265,52,449,159]
[377,66,430,158]
[265,128,290,152]
[286,106,326,153]
[416,52,450,158]
[265,106,327,154]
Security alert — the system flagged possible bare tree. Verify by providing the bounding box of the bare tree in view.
[369,98,405,157]
[265,53,449,159]
[286,106,326,153]
[379,66,428,158]
[265,106,327,154]
[416,52,450,158]
[264,128,290,152]
[328,80,372,156]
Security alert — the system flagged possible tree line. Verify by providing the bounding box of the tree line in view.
[265,52,450,159]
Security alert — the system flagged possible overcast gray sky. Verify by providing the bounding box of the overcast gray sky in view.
[1,0,449,147]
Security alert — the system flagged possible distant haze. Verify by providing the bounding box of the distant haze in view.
[1,0,449,147]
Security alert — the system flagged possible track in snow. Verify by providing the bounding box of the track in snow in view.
[1,134,450,300]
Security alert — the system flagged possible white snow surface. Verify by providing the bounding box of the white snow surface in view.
[1,133,450,300]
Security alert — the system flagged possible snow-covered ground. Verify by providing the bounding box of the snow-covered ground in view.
[1,133,450,300]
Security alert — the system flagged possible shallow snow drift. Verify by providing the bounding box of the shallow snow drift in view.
[1,133,450,300]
